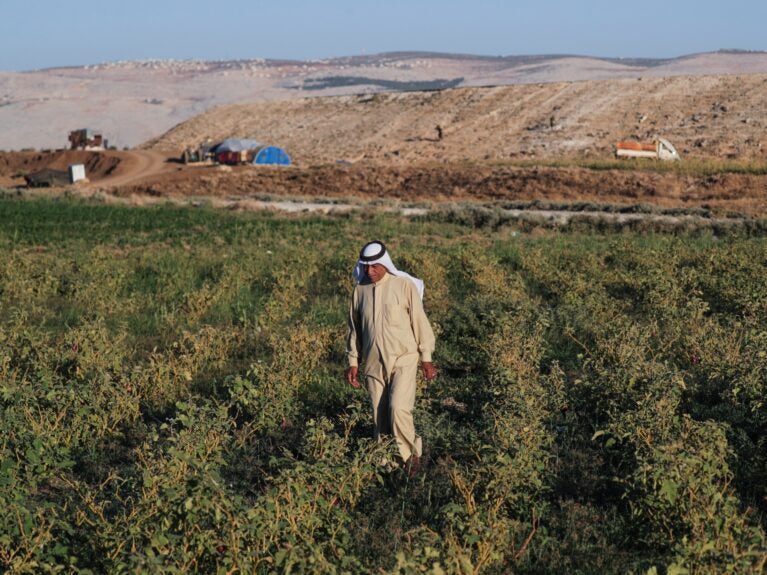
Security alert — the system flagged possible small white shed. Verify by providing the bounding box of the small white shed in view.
[69,164,86,183]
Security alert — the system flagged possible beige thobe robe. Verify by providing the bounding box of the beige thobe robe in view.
[347,272,436,462]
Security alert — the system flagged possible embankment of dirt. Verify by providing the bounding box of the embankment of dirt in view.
[113,162,767,215]
[0,151,122,186]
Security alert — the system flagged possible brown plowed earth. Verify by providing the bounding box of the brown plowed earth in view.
[115,162,767,215]
[146,75,767,164]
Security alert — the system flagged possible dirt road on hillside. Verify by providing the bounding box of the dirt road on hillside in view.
[95,150,174,188]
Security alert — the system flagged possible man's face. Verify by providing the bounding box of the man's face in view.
[364,263,387,283]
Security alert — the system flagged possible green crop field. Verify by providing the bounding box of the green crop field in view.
[1,198,765,574]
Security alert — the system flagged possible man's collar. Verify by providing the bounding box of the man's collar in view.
[373,272,391,286]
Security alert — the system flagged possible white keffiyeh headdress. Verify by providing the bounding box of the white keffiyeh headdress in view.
[352,241,425,300]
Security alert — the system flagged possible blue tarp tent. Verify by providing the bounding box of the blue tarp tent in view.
[252,146,291,166]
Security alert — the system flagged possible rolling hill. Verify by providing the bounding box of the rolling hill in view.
[2,50,766,151]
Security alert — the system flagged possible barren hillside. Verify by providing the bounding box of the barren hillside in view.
[147,74,767,164]
[3,51,767,150]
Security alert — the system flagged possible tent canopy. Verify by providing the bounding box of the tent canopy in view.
[214,138,262,153]
[253,146,291,166]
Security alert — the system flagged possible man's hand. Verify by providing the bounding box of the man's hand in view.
[422,362,437,381]
[345,366,360,388]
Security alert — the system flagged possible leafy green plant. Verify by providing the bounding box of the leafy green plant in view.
[0,198,766,573]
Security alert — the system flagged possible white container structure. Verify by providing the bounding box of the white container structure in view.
[69,164,86,183]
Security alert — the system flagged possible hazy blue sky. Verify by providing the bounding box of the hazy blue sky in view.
[1,0,765,71]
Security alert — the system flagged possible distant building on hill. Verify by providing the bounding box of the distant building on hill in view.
[69,129,107,150]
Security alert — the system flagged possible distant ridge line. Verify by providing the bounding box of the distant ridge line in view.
[26,49,767,73]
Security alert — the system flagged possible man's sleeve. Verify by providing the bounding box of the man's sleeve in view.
[408,282,436,363]
[346,288,361,367]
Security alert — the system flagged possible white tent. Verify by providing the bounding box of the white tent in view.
[214,138,262,153]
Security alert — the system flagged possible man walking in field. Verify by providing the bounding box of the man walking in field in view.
[345,241,437,476]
